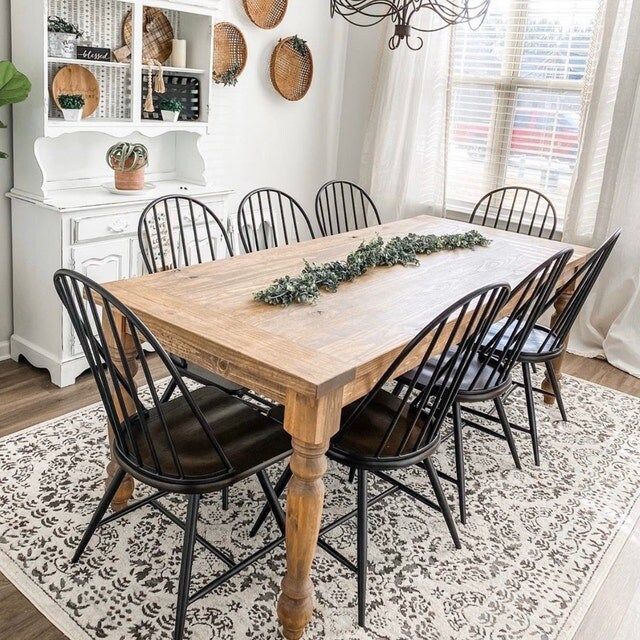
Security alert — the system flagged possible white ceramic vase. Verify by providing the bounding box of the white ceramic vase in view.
[61,108,83,122]
[161,110,180,122]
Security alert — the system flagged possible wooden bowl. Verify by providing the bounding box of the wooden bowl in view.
[51,65,100,118]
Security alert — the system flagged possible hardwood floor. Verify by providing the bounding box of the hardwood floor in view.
[0,353,639,639]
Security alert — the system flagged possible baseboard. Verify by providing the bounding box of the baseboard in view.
[0,340,9,361]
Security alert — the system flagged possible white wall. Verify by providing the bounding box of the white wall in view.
[0,0,12,359]
[208,1,348,219]
[0,0,348,360]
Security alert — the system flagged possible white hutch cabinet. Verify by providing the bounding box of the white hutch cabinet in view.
[9,0,231,386]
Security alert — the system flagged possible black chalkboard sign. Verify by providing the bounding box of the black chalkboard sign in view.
[76,46,112,63]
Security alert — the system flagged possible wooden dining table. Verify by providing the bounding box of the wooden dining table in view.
[101,215,591,639]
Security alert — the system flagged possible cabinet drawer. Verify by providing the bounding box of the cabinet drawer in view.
[72,211,140,243]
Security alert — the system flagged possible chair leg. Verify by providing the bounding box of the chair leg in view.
[522,362,541,466]
[357,469,369,628]
[174,494,200,640]
[72,467,126,563]
[348,466,356,483]
[256,470,286,534]
[544,361,568,422]
[494,397,522,470]
[424,458,461,550]
[221,487,229,511]
[249,465,291,537]
[161,378,178,404]
[452,402,467,524]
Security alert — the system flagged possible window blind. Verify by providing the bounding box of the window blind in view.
[446,0,603,225]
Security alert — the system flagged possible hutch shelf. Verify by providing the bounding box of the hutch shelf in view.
[9,0,230,386]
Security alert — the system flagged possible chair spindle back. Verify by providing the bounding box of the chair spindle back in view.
[138,196,234,274]
[477,248,573,389]
[470,186,558,239]
[333,283,511,462]
[54,270,233,485]
[538,230,621,354]
[315,180,382,237]
[237,188,316,253]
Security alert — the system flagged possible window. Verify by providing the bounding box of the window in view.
[446,0,602,225]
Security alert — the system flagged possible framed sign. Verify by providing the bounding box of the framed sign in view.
[76,46,112,63]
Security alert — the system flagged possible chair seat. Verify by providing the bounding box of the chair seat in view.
[484,318,562,362]
[329,390,440,469]
[400,351,512,403]
[115,386,292,493]
[170,354,245,395]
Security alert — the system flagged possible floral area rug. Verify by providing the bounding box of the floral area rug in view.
[1,373,640,640]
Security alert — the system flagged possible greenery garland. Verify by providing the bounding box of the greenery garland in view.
[254,230,491,306]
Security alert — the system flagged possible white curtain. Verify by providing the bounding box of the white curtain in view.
[564,0,640,377]
[360,15,452,222]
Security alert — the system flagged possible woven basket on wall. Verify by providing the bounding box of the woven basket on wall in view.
[213,22,248,81]
[270,37,313,101]
[243,0,288,29]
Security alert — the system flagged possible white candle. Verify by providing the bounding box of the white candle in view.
[171,39,187,68]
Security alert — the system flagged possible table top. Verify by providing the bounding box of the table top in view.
[104,216,592,403]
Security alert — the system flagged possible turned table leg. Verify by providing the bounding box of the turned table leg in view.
[277,389,343,640]
[542,274,576,405]
[101,309,138,511]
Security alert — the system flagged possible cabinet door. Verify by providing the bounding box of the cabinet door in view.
[67,240,131,357]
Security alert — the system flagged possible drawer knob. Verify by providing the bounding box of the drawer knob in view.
[108,219,130,234]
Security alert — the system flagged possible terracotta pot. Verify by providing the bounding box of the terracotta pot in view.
[114,166,145,191]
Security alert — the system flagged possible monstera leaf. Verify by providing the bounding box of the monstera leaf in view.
[0,60,31,159]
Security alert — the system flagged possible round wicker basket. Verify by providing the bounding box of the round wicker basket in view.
[243,0,288,29]
[270,37,313,102]
[213,22,248,83]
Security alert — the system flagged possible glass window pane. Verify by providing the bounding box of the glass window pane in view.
[505,89,581,218]
[447,84,496,210]
[520,0,600,81]
[453,0,510,77]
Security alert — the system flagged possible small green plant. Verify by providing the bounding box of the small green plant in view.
[48,15,83,38]
[254,231,491,306]
[59,94,85,110]
[213,63,240,87]
[159,98,182,112]
[290,35,309,57]
[106,142,149,173]
[0,60,31,159]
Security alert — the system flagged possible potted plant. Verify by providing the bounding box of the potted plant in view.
[159,98,182,122]
[48,16,84,59]
[0,61,31,159]
[58,94,85,122]
[106,142,149,191]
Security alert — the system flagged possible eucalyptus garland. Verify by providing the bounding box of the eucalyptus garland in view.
[254,230,490,306]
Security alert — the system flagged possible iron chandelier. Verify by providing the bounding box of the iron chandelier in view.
[330,1,491,50]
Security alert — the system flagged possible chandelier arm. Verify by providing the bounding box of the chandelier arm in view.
[331,0,492,49]
[407,0,490,31]
[332,0,401,19]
